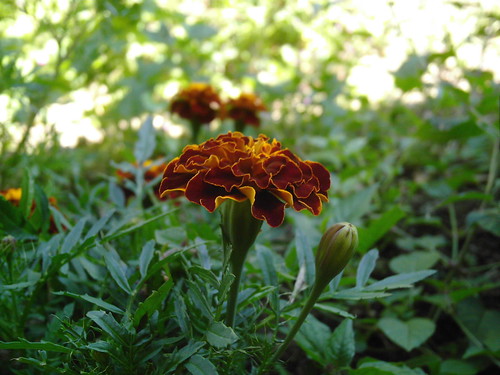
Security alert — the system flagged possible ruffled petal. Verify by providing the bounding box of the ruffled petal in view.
[251,191,286,227]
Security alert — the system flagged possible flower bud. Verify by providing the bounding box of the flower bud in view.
[315,222,358,289]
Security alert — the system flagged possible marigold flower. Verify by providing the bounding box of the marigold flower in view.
[225,93,266,127]
[170,83,223,124]
[0,188,22,205]
[159,132,330,227]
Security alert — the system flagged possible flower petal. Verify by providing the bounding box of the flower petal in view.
[251,191,286,227]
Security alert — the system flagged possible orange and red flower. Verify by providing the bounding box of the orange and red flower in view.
[225,93,266,127]
[159,132,330,227]
[170,83,223,124]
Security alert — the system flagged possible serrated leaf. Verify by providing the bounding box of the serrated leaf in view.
[139,240,156,279]
[206,322,238,348]
[378,317,435,352]
[356,249,379,288]
[87,311,130,346]
[330,319,355,367]
[189,266,219,289]
[133,279,173,326]
[185,355,218,375]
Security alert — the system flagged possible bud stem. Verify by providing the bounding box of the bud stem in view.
[259,282,324,373]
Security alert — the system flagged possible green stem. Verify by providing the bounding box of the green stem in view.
[190,121,202,143]
[234,121,246,133]
[259,283,323,373]
[448,204,459,262]
[225,255,245,327]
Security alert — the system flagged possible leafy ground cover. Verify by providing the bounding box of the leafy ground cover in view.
[0,1,499,374]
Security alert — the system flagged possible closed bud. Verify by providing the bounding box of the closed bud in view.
[315,222,358,290]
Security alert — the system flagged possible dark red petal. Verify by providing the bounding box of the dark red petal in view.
[291,180,316,199]
[294,193,322,215]
[308,161,331,191]
[204,166,244,192]
[251,161,271,189]
[271,160,303,189]
[251,191,286,227]
[159,160,193,193]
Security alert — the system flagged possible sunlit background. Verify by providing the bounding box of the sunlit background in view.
[1,0,498,147]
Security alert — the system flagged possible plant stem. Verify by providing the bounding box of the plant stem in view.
[448,204,459,262]
[190,121,202,144]
[225,256,244,328]
[259,283,323,374]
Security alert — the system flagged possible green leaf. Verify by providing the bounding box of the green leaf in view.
[389,251,440,273]
[329,184,378,224]
[295,314,331,366]
[314,303,355,319]
[139,240,156,279]
[394,54,426,92]
[84,209,116,241]
[31,184,50,232]
[357,207,405,253]
[60,218,86,254]
[87,311,130,346]
[330,319,355,367]
[256,245,279,312]
[378,317,435,352]
[0,339,71,354]
[439,359,480,375]
[104,210,174,242]
[134,116,156,164]
[174,295,189,334]
[167,341,205,370]
[365,270,436,291]
[295,227,315,286]
[185,355,218,375]
[103,246,132,294]
[20,169,34,219]
[189,266,219,289]
[155,226,187,246]
[456,298,500,352]
[356,249,379,288]
[134,279,173,326]
[109,181,125,208]
[52,291,124,314]
[206,321,238,348]
[354,360,426,375]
